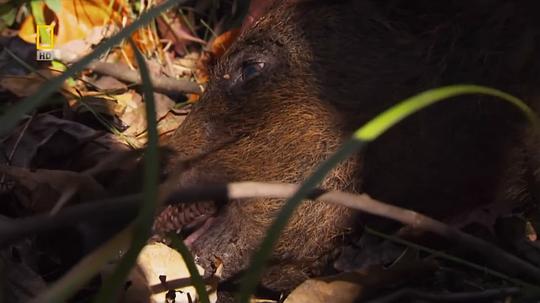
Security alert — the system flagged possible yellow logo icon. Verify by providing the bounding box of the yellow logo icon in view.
[36,24,54,50]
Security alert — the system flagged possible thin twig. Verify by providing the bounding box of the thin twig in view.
[6,113,35,164]
[0,194,139,247]
[3,181,540,286]
[225,182,540,284]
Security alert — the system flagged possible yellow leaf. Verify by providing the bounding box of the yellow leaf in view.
[18,0,128,47]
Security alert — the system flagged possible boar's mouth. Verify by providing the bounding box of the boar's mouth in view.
[152,200,218,247]
[153,160,230,246]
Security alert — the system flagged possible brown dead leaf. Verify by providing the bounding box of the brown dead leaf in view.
[286,261,437,303]
[194,51,211,82]
[0,37,38,77]
[154,93,176,120]
[169,52,199,79]
[0,69,60,97]
[156,111,186,137]
[1,114,129,182]
[118,91,146,137]
[111,91,135,116]
[54,24,118,63]
[69,94,119,117]
[0,166,105,212]
[210,28,241,59]
[82,149,142,181]
[285,273,362,303]
[137,116,185,145]
[156,8,206,57]
[115,91,176,141]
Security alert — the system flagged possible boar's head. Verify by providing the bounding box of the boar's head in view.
[161,1,386,290]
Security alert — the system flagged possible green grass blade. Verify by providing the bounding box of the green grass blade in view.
[0,0,188,137]
[168,234,210,303]
[355,85,538,141]
[91,40,159,302]
[44,0,61,15]
[237,84,538,302]
[30,1,45,25]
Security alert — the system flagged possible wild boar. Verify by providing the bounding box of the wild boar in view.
[159,0,540,296]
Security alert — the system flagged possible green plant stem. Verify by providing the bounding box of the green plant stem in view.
[355,85,538,141]
[168,233,210,303]
[91,40,159,303]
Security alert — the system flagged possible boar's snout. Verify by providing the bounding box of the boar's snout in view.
[163,86,359,289]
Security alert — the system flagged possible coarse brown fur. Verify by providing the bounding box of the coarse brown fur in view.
[163,0,540,295]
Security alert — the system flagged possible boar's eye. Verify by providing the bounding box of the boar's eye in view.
[241,61,265,82]
[226,55,273,95]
